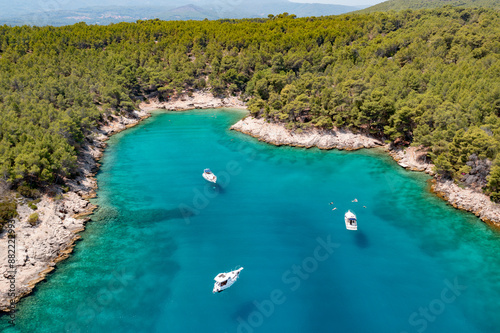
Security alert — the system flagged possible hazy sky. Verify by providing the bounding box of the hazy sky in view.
[0,0,387,21]
[0,0,387,12]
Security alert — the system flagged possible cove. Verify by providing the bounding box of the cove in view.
[2,109,500,333]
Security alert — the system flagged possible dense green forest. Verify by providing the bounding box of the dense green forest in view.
[0,7,499,206]
[358,0,500,13]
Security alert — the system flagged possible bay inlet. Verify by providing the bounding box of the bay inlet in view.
[2,109,500,333]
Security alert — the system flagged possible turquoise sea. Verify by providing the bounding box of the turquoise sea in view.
[2,109,500,333]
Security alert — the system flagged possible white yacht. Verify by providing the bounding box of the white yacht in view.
[202,168,217,183]
[213,267,243,293]
[345,210,357,230]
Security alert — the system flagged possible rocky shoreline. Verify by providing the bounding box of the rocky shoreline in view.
[230,116,383,150]
[0,91,245,312]
[0,109,151,311]
[139,90,246,111]
[231,116,500,226]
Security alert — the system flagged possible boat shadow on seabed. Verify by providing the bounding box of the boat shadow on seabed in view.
[353,230,370,249]
[204,181,226,194]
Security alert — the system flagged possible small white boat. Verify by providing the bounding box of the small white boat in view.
[345,210,357,230]
[202,168,217,183]
[213,267,243,293]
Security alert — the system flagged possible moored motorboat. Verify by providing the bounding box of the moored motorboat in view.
[202,168,217,183]
[345,210,357,230]
[213,267,243,293]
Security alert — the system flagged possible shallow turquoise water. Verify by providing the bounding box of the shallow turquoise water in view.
[2,109,500,333]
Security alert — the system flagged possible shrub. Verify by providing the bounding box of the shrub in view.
[17,184,41,199]
[28,213,39,226]
[490,192,500,203]
[0,200,18,232]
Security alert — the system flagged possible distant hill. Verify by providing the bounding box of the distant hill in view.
[0,0,364,26]
[162,4,216,21]
[357,0,500,13]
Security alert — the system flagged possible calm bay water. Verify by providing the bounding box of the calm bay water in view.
[2,109,500,333]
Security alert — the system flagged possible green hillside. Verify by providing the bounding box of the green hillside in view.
[358,0,500,13]
[0,8,499,208]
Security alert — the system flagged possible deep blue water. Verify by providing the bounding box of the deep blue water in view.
[2,109,500,333]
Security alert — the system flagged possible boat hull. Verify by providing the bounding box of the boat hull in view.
[344,211,357,230]
[213,267,243,293]
[203,173,217,183]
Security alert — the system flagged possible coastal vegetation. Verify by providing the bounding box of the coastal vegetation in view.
[0,200,17,232]
[0,6,499,203]
[27,212,38,226]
